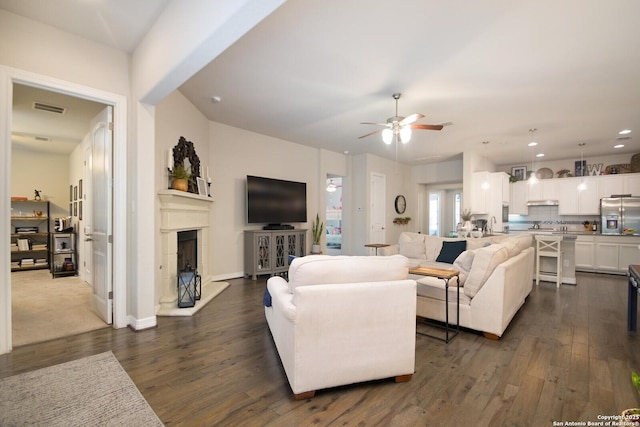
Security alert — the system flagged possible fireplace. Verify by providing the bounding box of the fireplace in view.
[157,189,214,316]
[177,230,198,272]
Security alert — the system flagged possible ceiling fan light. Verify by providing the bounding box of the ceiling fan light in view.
[382,128,393,144]
[400,126,412,144]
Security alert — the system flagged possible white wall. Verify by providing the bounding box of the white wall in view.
[209,121,322,277]
[11,147,71,221]
[155,90,210,299]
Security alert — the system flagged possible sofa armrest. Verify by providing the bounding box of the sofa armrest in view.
[267,276,297,322]
[378,244,399,256]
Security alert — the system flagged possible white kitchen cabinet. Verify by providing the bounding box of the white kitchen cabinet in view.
[598,175,624,199]
[620,241,640,269]
[510,181,529,215]
[527,179,558,201]
[575,235,595,271]
[471,171,490,214]
[595,241,619,272]
[558,176,599,215]
[624,174,640,196]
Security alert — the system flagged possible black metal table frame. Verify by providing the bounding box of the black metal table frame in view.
[416,273,460,343]
[628,265,639,332]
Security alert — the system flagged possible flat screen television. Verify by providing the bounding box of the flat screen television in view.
[246,175,307,227]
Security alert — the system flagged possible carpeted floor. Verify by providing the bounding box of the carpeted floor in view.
[12,270,107,347]
[0,351,164,426]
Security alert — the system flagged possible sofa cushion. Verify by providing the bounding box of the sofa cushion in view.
[416,277,472,306]
[452,250,475,286]
[400,239,426,259]
[287,254,409,293]
[464,244,509,298]
[435,240,467,264]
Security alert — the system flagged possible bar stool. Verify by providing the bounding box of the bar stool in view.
[535,235,563,288]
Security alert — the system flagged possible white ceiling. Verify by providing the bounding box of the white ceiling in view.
[3,0,640,167]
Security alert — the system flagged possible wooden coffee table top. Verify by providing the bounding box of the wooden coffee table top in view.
[409,266,460,279]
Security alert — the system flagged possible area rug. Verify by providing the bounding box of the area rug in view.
[0,352,163,426]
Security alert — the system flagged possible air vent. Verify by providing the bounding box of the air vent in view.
[33,102,66,114]
[34,136,50,142]
[616,136,631,140]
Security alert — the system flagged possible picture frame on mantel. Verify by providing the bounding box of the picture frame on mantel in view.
[511,166,527,181]
[196,177,208,196]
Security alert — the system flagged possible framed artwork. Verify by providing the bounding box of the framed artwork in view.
[73,202,77,217]
[69,203,73,216]
[74,185,78,201]
[79,179,83,200]
[79,201,83,220]
[196,177,208,196]
[511,166,527,181]
[575,160,586,177]
[70,185,73,201]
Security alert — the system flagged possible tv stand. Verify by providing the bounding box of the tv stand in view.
[244,229,307,280]
[263,224,294,230]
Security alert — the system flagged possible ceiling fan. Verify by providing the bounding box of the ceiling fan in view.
[359,93,443,144]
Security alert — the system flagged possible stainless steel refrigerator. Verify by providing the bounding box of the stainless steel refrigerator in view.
[600,197,640,235]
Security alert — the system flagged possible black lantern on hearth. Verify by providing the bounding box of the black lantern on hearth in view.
[177,263,201,308]
[177,267,196,308]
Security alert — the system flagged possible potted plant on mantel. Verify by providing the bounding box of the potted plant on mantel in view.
[311,213,324,254]
[171,163,191,192]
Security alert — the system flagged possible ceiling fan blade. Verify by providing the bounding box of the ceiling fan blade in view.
[399,113,425,126]
[360,122,389,126]
[358,129,383,139]
[411,124,444,131]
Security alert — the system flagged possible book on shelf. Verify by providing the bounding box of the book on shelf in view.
[17,239,30,251]
[11,261,20,268]
[35,258,48,266]
[20,258,35,266]
[31,244,47,251]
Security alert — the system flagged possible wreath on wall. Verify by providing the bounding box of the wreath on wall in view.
[172,136,201,193]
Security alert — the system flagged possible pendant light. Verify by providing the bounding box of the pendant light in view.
[528,128,538,185]
[577,143,587,191]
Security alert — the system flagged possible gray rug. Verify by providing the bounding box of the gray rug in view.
[0,352,163,426]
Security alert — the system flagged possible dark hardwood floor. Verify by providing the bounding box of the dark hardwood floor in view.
[1,272,639,426]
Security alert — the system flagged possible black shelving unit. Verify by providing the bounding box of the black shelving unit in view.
[10,200,50,272]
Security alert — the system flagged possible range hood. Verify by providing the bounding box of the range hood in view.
[527,200,559,206]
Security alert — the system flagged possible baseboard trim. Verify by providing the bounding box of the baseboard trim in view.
[127,315,157,331]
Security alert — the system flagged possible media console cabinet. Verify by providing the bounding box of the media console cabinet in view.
[244,229,307,280]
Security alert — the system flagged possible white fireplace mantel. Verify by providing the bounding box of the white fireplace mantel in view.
[157,189,215,316]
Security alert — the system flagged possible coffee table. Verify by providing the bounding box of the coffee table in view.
[409,266,460,343]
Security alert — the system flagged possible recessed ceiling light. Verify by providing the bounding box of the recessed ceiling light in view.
[614,144,625,149]
[536,153,545,158]
[528,141,538,147]
[619,129,632,135]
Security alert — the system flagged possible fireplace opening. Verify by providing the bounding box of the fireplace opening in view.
[177,230,197,272]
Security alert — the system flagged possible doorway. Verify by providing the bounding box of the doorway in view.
[10,83,108,345]
[326,176,343,255]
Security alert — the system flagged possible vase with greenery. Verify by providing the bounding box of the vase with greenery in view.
[622,372,640,417]
[311,213,323,253]
[171,163,190,191]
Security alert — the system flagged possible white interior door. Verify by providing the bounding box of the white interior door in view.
[370,173,386,246]
[82,145,93,283]
[91,106,113,324]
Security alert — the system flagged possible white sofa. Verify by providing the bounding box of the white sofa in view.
[265,254,417,399]
[380,232,534,339]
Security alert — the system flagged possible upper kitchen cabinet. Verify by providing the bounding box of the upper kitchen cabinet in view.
[598,175,624,199]
[558,176,599,215]
[624,174,640,195]
[510,181,529,215]
[527,178,558,201]
[471,172,509,229]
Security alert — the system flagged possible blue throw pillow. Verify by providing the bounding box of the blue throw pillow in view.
[436,240,467,264]
[263,288,272,307]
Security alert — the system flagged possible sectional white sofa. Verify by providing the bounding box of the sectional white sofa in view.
[380,232,534,339]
